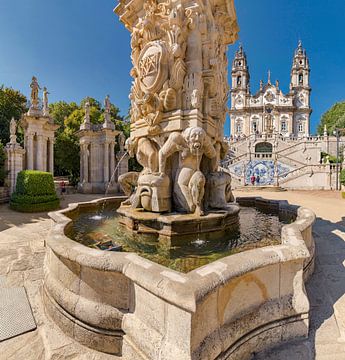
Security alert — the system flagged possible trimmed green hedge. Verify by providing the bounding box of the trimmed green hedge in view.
[10,170,60,212]
[10,199,60,212]
[15,170,56,196]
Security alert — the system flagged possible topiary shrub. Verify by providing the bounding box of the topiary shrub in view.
[10,170,60,212]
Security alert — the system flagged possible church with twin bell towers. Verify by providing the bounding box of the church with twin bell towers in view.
[229,41,312,138]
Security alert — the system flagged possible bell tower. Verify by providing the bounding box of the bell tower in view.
[291,40,312,137]
[230,45,250,136]
[291,40,310,89]
[231,44,250,92]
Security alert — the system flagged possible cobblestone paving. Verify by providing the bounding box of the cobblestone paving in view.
[0,192,344,359]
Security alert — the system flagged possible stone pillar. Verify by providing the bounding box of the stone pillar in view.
[42,137,47,172]
[84,145,89,183]
[27,134,34,170]
[5,143,25,194]
[49,139,54,174]
[37,135,45,171]
[109,142,115,183]
[104,142,109,183]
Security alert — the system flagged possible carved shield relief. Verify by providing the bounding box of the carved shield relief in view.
[138,41,168,94]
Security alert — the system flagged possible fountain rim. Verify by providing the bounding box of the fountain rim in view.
[47,196,315,312]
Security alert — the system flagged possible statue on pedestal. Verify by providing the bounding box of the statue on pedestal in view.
[9,118,17,144]
[30,76,41,109]
[43,87,50,116]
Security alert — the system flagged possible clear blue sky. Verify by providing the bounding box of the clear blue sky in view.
[0,0,344,135]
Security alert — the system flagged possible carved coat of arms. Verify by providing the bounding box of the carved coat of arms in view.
[138,41,168,93]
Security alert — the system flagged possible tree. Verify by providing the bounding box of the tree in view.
[49,101,78,135]
[318,101,345,135]
[0,86,27,144]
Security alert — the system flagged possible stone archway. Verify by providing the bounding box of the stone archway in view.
[255,142,273,154]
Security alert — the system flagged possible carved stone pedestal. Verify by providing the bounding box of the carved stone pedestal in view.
[117,204,240,246]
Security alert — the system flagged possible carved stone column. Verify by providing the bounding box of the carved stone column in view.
[109,142,115,183]
[27,134,34,170]
[83,144,89,183]
[36,135,44,171]
[5,143,25,194]
[49,138,54,174]
[104,142,109,183]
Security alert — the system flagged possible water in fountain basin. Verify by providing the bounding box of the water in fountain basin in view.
[67,205,290,273]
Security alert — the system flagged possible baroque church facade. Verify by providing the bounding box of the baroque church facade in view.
[229,41,312,138]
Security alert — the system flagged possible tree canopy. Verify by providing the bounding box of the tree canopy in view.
[0,86,27,144]
[318,101,345,135]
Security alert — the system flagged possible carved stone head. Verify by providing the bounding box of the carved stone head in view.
[183,127,206,155]
[125,138,137,158]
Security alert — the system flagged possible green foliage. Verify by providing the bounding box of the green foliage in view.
[0,86,27,144]
[10,200,60,213]
[49,101,78,135]
[15,170,56,195]
[0,141,6,186]
[321,151,339,164]
[340,169,345,186]
[10,170,59,212]
[342,192,345,200]
[318,101,345,135]
[51,97,126,180]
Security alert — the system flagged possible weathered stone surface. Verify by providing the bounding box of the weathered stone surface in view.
[44,195,315,359]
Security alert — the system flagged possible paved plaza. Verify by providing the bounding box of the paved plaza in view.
[0,191,344,359]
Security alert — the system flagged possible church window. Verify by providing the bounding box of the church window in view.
[236,121,242,134]
[237,76,242,86]
[238,61,242,66]
[281,121,287,132]
[299,73,303,85]
[252,121,257,133]
[298,122,304,132]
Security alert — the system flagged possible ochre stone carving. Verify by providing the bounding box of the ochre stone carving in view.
[115,0,239,215]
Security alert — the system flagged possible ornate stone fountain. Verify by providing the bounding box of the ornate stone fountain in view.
[116,0,240,243]
[43,2,316,359]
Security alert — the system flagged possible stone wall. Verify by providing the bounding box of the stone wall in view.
[0,187,10,204]
[44,196,315,360]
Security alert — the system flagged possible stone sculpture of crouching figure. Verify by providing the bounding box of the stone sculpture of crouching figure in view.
[118,137,159,206]
[159,127,216,216]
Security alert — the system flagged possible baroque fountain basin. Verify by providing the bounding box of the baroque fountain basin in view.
[44,196,315,360]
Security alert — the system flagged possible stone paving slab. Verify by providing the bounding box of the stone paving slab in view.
[0,287,36,342]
